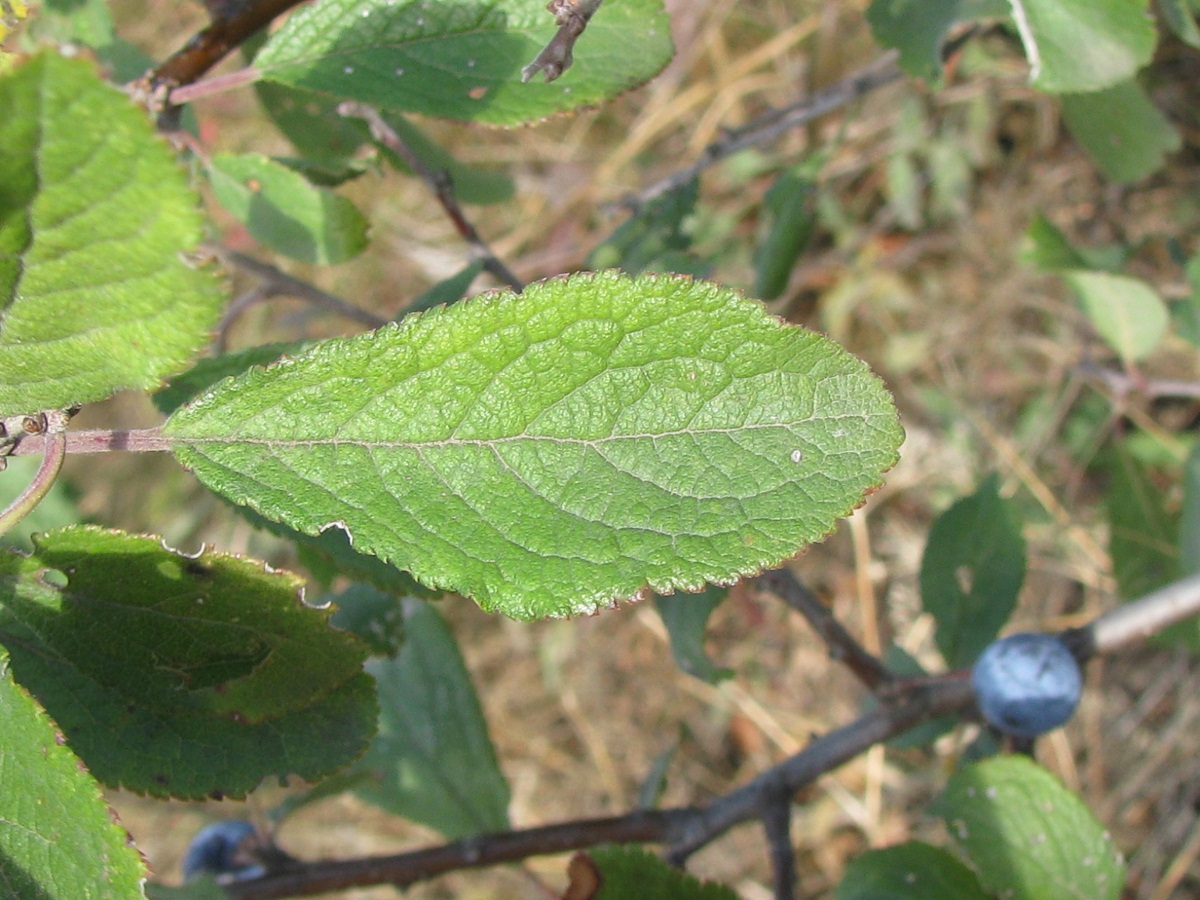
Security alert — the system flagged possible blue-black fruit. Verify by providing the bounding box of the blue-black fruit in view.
[971,632,1082,738]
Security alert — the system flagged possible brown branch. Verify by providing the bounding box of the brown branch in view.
[337,102,525,292]
[758,568,895,690]
[521,0,605,84]
[221,676,975,898]
[1077,361,1200,401]
[151,0,305,90]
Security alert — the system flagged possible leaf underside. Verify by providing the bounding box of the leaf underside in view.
[166,271,904,620]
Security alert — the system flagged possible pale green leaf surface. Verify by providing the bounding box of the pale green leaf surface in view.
[165,271,904,619]
[254,0,673,126]
[355,599,510,837]
[1010,0,1155,93]
[1,630,378,798]
[835,841,989,899]
[937,757,1126,900]
[1065,270,1168,363]
[0,649,147,899]
[1061,80,1180,183]
[1158,0,1200,47]
[0,51,222,414]
[920,474,1026,669]
[208,153,369,264]
[0,527,368,722]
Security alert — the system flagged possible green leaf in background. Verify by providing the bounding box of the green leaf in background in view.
[254,0,674,126]
[936,756,1126,900]
[165,271,904,619]
[401,262,484,317]
[256,80,372,167]
[1158,0,1200,47]
[655,585,732,684]
[1020,213,1087,270]
[835,841,990,899]
[1170,253,1200,345]
[753,159,818,301]
[1065,270,1168,364]
[329,582,408,657]
[919,474,1026,669]
[355,598,510,838]
[566,846,738,900]
[0,527,369,722]
[0,648,147,899]
[208,153,369,265]
[154,342,312,415]
[1061,80,1180,183]
[587,179,708,277]
[1009,0,1156,93]
[866,0,962,81]
[1180,441,1200,579]
[147,878,227,900]
[21,0,113,49]
[2,630,378,797]
[0,51,222,414]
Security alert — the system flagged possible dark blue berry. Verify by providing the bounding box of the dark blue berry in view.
[971,632,1082,738]
[183,820,265,882]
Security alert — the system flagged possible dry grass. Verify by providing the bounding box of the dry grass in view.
[79,0,1200,897]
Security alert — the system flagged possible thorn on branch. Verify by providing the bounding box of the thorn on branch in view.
[521,0,604,84]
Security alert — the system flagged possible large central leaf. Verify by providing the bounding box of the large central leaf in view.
[165,272,903,619]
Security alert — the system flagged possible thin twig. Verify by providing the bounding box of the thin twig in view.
[7,428,172,456]
[760,784,796,900]
[0,411,69,538]
[210,247,390,344]
[619,51,903,211]
[1070,572,1200,658]
[521,0,605,84]
[1078,361,1200,401]
[759,568,895,690]
[337,102,525,292]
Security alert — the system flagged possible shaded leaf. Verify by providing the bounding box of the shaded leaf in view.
[936,757,1126,900]
[588,179,707,277]
[0,454,81,551]
[401,262,484,317]
[1061,80,1180,183]
[753,160,818,300]
[565,846,738,900]
[866,0,962,81]
[355,598,510,837]
[165,271,904,619]
[0,51,222,414]
[0,648,147,899]
[920,475,1026,669]
[655,586,732,684]
[1065,270,1168,364]
[1158,0,1200,47]
[154,342,311,416]
[329,582,407,657]
[1020,213,1086,270]
[836,841,990,899]
[1010,0,1156,93]
[255,0,674,127]
[208,153,369,265]
[0,527,368,722]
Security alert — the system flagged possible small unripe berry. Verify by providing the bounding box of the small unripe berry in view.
[971,632,1082,738]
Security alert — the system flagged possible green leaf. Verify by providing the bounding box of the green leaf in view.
[1009,0,1156,93]
[208,153,369,264]
[22,0,114,49]
[835,841,990,899]
[1061,80,1180,183]
[0,648,148,899]
[1065,270,1169,364]
[1020,213,1086,270]
[355,598,510,837]
[1170,253,1200,346]
[165,271,904,619]
[254,0,674,126]
[0,51,223,414]
[753,161,817,300]
[402,262,484,316]
[866,0,962,81]
[0,526,369,722]
[0,454,81,550]
[329,582,408,657]
[587,179,707,277]
[937,756,1126,900]
[153,342,311,415]
[146,879,227,900]
[568,846,739,900]
[2,629,378,798]
[655,585,732,684]
[256,80,372,167]
[1158,0,1200,47]
[920,474,1026,669]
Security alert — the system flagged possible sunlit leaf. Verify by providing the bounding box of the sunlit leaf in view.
[1062,80,1180,183]
[165,271,903,619]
